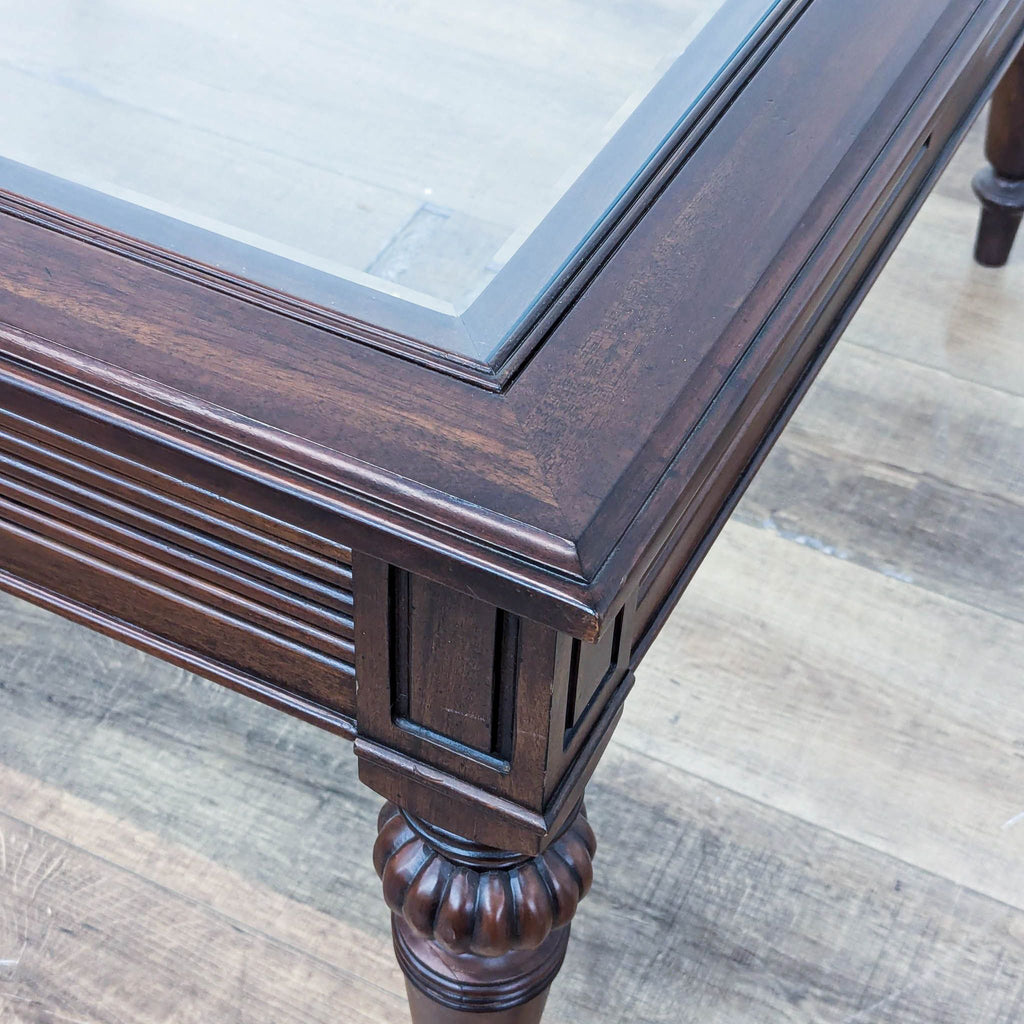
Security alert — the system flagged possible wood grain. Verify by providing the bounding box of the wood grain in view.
[627,522,1024,910]
[0,593,370,918]
[3,633,1024,1023]
[573,744,1024,1024]
[734,343,1024,622]
[849,183,1024,397]
[0,13,1022,1024]
[3,0,1018,644]
[3,140,1023,1007]
[0,774,406,1024]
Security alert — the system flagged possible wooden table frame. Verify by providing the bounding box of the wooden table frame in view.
[1,2,1022,1020]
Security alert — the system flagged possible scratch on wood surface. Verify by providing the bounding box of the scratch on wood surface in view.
[444,707,489,724]
[842,984,912,1022]
[1002,810,1024,829]
[27,852,65,904]
[0,993,97,1024]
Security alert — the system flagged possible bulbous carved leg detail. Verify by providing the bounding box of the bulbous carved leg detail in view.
[374,802,596,1023]
[974,46,1024,267]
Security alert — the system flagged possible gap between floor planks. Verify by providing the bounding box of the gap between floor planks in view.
[3,707,1024,1024]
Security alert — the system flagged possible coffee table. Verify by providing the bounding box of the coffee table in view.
[1,2,1022,1020]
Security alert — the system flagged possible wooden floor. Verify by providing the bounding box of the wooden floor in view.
[1,117,1023,1023]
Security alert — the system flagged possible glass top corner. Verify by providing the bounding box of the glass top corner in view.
[0,0,787,367]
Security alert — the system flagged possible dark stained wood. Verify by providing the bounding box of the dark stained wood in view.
[0,424,354,618]
[0,512,354,710]
[984,43,1024,177]
[375,801,595,1020]
[393,571,511,758]
[551,0,1024,616]
[974,44,1024,264]
[352,554,636,853]
[404,983,552,1024]
[1,0,1020,640]
[564,613,622,736]
[1,1,1023,1022]
[353,555,559,849]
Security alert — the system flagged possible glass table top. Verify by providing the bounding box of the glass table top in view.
[0,0,784,364]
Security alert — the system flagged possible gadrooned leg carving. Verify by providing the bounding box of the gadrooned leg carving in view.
[974,46,1024,267]
[374,801,596,1023]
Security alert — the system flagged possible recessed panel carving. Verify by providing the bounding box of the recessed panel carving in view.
[389,568,518,763]
[564,609,624,741]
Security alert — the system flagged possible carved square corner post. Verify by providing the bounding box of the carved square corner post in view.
[351,554,634,1022]
[974,43,1024,266]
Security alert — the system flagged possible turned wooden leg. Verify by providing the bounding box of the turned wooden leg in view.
[974,46,1024,266]
[374,801,596,1023]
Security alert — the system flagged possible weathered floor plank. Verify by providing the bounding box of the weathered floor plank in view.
[736,342,1024,623]
[0,802,406,1024]
[845,190,1024,398]
[4,702,1024,1024]
[0,761,400,990]
[629,521,1024,911]
[0,593,386,928]
[574,744,1024,1024]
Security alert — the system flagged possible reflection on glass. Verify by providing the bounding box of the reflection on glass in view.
[0,0,779,353]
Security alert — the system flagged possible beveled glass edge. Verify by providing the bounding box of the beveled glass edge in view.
[0,0,796,389]
[464,0,792,368]
[0,156,486,375]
